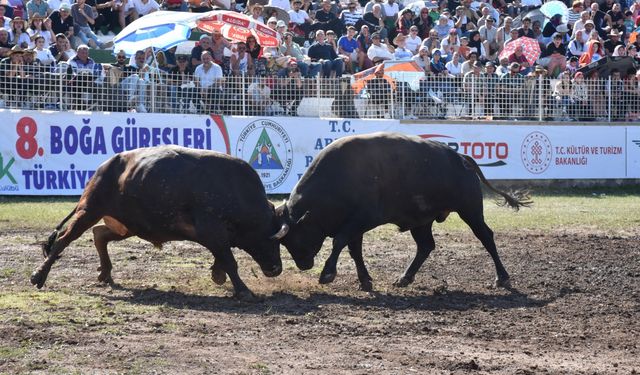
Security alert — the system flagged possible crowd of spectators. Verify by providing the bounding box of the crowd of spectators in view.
[1,0,640,119]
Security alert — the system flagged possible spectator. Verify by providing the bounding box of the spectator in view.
[0,5,11,31]
[365,63,392,117]
[481,61,499,119]
[168,54,196,112]
[440,28,459,61]
[623,70,640,121]
[312,0,342,37]
[445,50,463,76]
[517,16,534,39]
[247,78,274,115]
[395,8,412,36]
[1,46,29,107]
[609,68,624,120]
[32,34,54,64]
[405,25,421,54]
[307,29,343,77]
[413,6,433,39]
[187,0,213,13]
[567,1,583,28]
[467,30,486,58]
[338,25,358,73]
[590,2,610,40]
[452,5,470,35]
[129,0,159,18]
[275,19,287,37]
[93,0,121,35]
[429,48,447,75]
[248,3,264,24]
[572,11,590,38]
[10,16,30,48]
[392,33,412,60]
[0,28,13,58]
[366,31,392,64]
[27,14,52,48]
[193,50,223,113]
[498,62,524,119]
[280,31,314,77]
[119,49,150,112]
[230,41,254,76]
[433,14,450,39]
[553,72,572,119]
[508,45,530,74]
[496,16,513,51]
[190,34,213,67]
[325,29,338,52]
[411,45,431,74]
[26,0,50,19]
[570,71,589,119]
[72,0,112,49]
[567,29,585,58]
[356,24,372,70]
[339,1,361,28]
[463,60,483,117]
[579,39,603,66]
[289,0,311,37]
[362,3,387,42]
[604,29,623,56]
[273,61,303,115]
[496,56,509,75]
[565,56,579,74]
[460,50,477,75]
[67,44,103,109]
[540,33,566,78]
[479,16,497,59]
[381,0,398,33]
[49,32,74,61]
[420,28,440,56]
[48,3,73,41]
[268,0,289,12]
[587,70,607,120]
[542,14,563,44]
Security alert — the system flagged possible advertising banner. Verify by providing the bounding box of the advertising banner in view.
[0,109,637,196]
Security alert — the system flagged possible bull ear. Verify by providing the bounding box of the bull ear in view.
[270,223,289,240]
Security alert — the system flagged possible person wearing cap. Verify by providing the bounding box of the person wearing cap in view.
[9,16,30,48]
[167,54,196,113]
[190,34,213,67]
[26,0,50,20]
[366,31,393,64]
[392,33,411,60]
[604,29,624,56]
[498,61,524,119]
[433,14,450,39]
[478,16,498,59]
[578,19,596,43]
[307,29,343,77]
[49,3,74,40]
[411,45,431,74]
[539,32,567,78]
[71,0,112,49]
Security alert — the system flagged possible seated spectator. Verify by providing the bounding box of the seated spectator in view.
[413,6,433,39]
[311,0,343,38]
[48,3,74,42]
[10,16,30,48]
[604,29,623,56]
[579,39,604,66]
[325,29,338,52]
[167,54,197,112]
[0,5,11,31]
[495,16,513,51]
[433,15,450,39]
[362,3,387,42]
[460,50,478,76]
[508,45,531,74]
[230,41,254,76]
[32,34,54,65]
[49,32,74,62]
[118,49,150,112]
[429,48,448,76]
[71,0,112,49]
[445,51,463,76]
[247,78,273,115]
[395,8,412,36]
[405,25,421,54]
[440,28,459,61]
[187,0,212,13]
[567,30,585,58]
[541,14,563,45]
[288,0,310,37]
[279,31,316,77]
[0,29,14,58]
[128,0,160,17]
[479,16,498,59]
[337,25,358,73]
[307,29,343,77]
[268,0,289,12]
[365,63,392,118]
[94,0,120,36]
[210,29,230,66]
[26,14,52,48]
[366,31,392,64]
[273,61,303,115]
[467,30,486,59]
[392,33,412,60]
[193,50,223,113]
[339,1,361,29]
[420,28,440,56]
[248,3,264,24]
[517,17,535,39]
[411,45,431,74]
[539,33,566,78]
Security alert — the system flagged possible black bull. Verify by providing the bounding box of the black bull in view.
[30,146,288,299]
[276,132,532,291]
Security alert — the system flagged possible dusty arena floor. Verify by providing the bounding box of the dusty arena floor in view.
[1,223,639,374]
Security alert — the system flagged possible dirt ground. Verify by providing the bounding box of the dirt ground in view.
[0,224,638,374]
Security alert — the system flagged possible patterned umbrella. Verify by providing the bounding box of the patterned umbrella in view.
[499,37,541,67]
[196,10,279,47]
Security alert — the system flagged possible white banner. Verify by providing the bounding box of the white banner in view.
[0,110,637,195]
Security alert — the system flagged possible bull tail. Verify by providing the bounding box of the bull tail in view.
[42,206,77,258]
[461,155,533,211]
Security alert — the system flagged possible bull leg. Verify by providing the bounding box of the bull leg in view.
[92,224,132,284]
[31,210,102,289]
[458,212,510,288]
[394,223,435,287]
[347,235,373,291]
[318,235,349,285]
[210,259,227,285]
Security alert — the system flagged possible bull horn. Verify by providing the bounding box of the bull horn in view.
[270,223,289,240]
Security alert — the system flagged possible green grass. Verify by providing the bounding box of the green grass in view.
[1,186,639,234]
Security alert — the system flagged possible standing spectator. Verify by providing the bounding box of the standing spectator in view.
[365,63,392,117]
[26,0,50,19]
[463,60,483,117]
[193,50,223,113]
[247,78,273,115]
[48,3,73,41]
[498,62,524,119]
[553,72,572,119]
[308,29,343,77]
[72,0,111,49]
[570,70,589,119]
[273,61,303,115]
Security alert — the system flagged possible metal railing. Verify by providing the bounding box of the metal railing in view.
[1,67,639,122]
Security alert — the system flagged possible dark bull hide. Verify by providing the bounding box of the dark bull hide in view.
[31,145,287,300]
[276,132,532,291]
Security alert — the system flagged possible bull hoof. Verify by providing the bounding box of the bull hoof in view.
[359,279,373,292]
[234,290,261,302]
[30,271,46,289]
[494,277,511,289]
[97,273,114,285]
[319,272,336,284]
[393,275,413,288]
[211,268,227,285]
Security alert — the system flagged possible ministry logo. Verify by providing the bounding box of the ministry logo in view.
[521,132,552,174]
[236,119,293,192]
